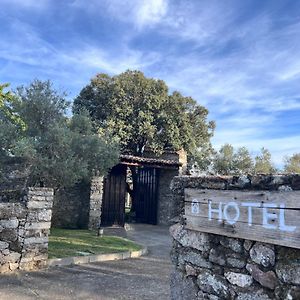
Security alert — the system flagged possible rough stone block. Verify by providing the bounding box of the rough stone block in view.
[179,251,212,269]
[27,201,53,209]
[224,271,253,288]
[220,237,243,253]
[23,236,48,245]
[25,222,51,230]
[236,289,272,300]
[0,241,9,250]
[185,264,197,277]
[0,204,26,219]
[246,263,278,290]
[6,251,21,263]
[0,264,10,273]
[197,270,230,298]
[37,210,52,221]
[226,253,246,269]
[9,262,19,271]
[0,228,18,242]
[276,261,300,285]
[0,219,19,229]
[209,248,226,266]
[250,243,275,268]
[243,240,253,252]
[275,285,300,300]
[28,188,54,196]
[170,224,210,252]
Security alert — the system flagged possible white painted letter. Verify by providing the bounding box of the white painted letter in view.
[262,203,277,230]
[241,202,260,226]
[279,204,296,232]
[208,200,222,222]
[223,202,240,225]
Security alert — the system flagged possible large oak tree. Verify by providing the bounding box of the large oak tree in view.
[74,70,215,165]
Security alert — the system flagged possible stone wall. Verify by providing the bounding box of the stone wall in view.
[51,181,90,229]
[88,176,104,230]
[170,175,300,300]
[0,187,53,273]
[157,169,180,225]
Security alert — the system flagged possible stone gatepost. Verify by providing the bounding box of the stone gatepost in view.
[0,187,54,273]
[88,176,104,230]
[21,187,54,270]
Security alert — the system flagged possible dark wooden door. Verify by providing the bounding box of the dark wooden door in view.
[101,164,127,226]
[134,167,160,225]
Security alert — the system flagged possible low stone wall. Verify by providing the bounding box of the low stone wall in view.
[0,187,53,273]
[170,175,300,300]
[51,181,90,229]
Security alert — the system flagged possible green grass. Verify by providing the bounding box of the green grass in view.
[48,228,142,259]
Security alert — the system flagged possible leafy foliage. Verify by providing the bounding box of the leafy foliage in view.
[73,70,215,160]
[284,153,300,173]
[234,147,254,174]
[0,80,119,189]
[212,144,265,175]
[213,144,235,175]
[254,147,276,174]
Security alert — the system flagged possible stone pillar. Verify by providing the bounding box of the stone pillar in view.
[157,169,179,225]
[88,176,104,230]
[21,187,54,271]
[0,187,54,273]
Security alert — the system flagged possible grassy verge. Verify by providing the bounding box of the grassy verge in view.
[49,228,142,259]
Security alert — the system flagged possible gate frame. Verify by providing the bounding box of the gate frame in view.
[90,151,186,228]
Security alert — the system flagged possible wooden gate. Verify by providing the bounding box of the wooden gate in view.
[101,164,127,226]
[134,167,160,225]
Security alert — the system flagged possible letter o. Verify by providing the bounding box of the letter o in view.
[223,202,240,225]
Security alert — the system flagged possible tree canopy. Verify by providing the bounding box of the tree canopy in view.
[284,153,300,173]
[73,70,215,161]
[0,80,119,189]
[211,144,277,175]
[212,144,253,175]
[254,147,276,174]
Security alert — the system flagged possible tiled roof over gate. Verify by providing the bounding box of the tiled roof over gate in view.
[120,154,182,168]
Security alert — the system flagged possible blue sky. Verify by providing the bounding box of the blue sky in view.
[1,0,300,167]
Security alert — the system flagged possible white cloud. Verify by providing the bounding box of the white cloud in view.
[66,46,161,74]
[72,0,168,28]
[135,0,168,27]
[0,19,161,92]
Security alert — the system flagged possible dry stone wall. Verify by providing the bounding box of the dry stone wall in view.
[170,175,300,300]
[52,181,90,229]
[88,176,104,230]
[0,187,53,273]
[158,169,180,225]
